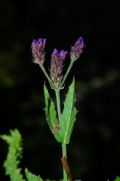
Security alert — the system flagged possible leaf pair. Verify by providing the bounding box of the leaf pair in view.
[44,78,77,144]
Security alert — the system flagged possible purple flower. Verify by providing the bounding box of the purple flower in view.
[50,48,68,86]
[31,38,46,65]
[70,37,84,62]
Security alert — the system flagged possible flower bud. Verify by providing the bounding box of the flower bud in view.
[31,38,46,65]
[70,37,84,62]
[50,48,68,86]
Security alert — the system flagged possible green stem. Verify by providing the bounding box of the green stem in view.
[40,65,54,88]
[55,89,61,122]
[60,61,74,88]
[62,144,67,181]
[55,89,67,181]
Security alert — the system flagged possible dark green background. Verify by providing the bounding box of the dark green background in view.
[0,0,120,180]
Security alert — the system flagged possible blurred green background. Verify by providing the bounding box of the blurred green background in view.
[0,0,120,180]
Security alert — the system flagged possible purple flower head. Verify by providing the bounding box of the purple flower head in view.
[70,36,84,62]
[31,38,46,65]
[50,48,68,86]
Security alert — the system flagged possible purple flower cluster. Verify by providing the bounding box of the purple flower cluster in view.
[50,48,68,86]
[31,38,46,65]
[31,36,84,86]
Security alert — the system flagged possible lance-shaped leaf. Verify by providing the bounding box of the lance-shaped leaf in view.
[44,83,63,142]
[60,78,77,144]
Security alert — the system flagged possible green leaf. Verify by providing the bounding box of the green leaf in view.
[60,78,77,144]
[0,129,24,181]
[25,168,43,181]
[49,98,58,126]
[114,176,120,181]
[44,83,51,128]
[44,83,63,143]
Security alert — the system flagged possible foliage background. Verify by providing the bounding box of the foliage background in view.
[0,0,120,180]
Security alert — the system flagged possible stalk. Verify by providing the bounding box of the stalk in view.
[40,65,54,88]
[60,61,74,88]
[62,144,67,181]
[55,89,61,121]
[55,89,67,181]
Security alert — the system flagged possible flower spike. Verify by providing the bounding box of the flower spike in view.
[50,48,68,87]
[31,38,46,66]
[70,37,84,62]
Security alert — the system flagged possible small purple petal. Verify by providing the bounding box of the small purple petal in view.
[60,50,68,61]
[60,50,68,56]
[78,36,83,43]
[53,48,58,54]
[38,38,42,43]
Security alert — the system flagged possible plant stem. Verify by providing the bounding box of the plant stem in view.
[55,89,67,181]
[40,65,54,88]
[62,144,67,181]
[55,89,61,122]
[60,61,74,88]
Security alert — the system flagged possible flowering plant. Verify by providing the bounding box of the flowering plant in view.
[31,36,84,181]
